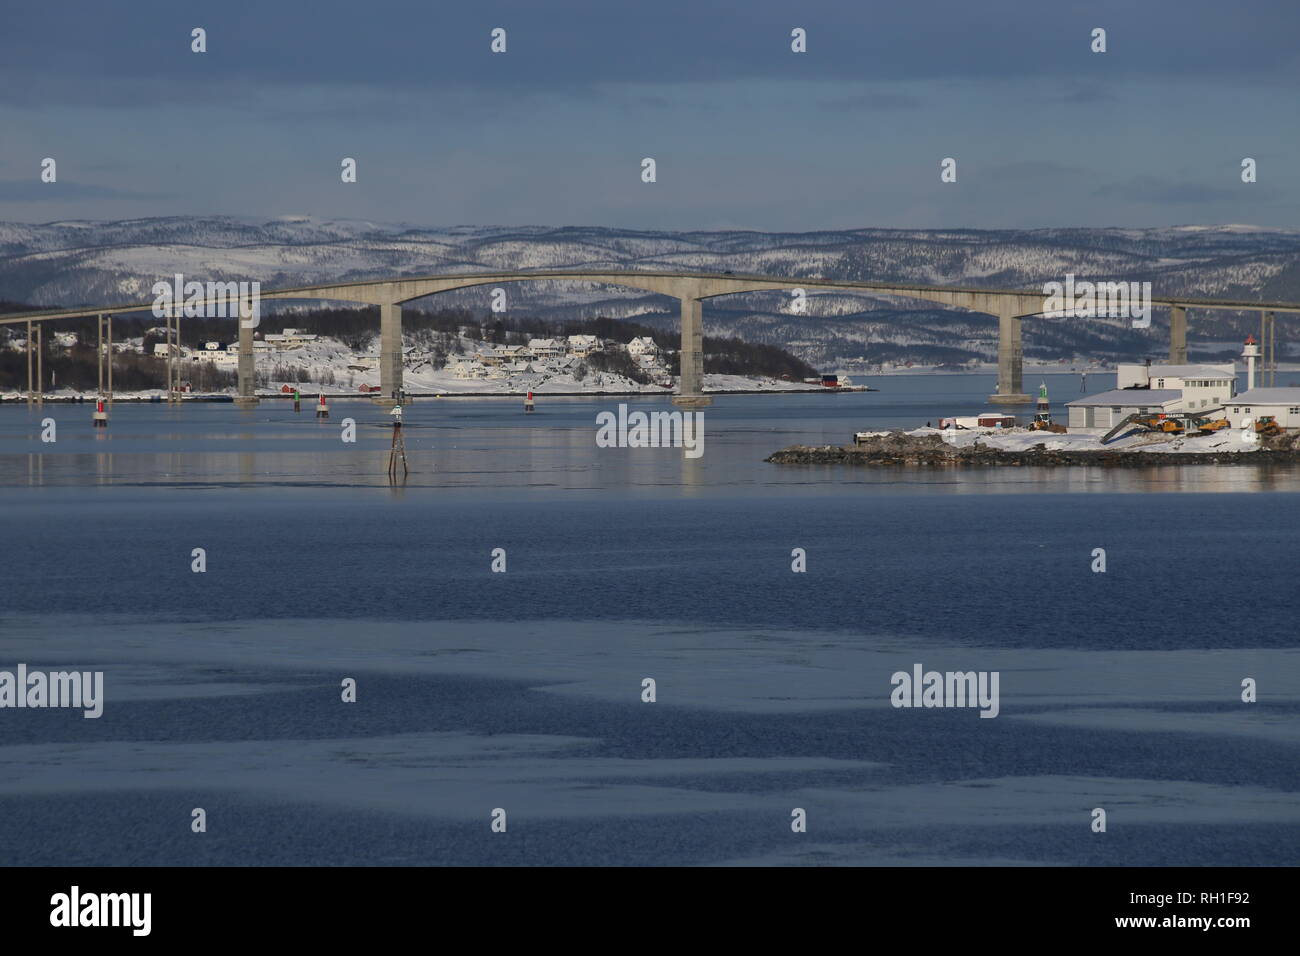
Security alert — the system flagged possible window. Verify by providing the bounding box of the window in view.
[1157,379,1165,387]
[1111,407,1122,414]
[1290,407,1300,415]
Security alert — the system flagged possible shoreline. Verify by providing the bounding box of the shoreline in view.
[0,386,876,403]
[767,432,1300,467]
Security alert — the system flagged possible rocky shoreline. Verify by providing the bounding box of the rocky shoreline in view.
[766,431,1300,467]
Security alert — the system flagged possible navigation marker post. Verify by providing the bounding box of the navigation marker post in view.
[387,404,408,479]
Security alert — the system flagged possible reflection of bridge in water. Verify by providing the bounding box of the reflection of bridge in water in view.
[4,269,1298,408]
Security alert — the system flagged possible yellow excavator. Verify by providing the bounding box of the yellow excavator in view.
[1254,416,1283,437]
[1193,416,1231,435]
[1135,414,1184,435]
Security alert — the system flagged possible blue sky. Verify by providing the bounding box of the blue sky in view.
[1,0,1297,230]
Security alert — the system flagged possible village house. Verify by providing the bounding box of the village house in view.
[566,334,599,357]
[546,355,581,374]
[528,338,563,358]
[451,358,487,379]
[495,344,533,362]
[626,336,659,358]
[262,328,318,351]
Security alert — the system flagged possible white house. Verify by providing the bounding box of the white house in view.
[626,336,659,357]
[566,334,599,356]
[633,353,665,373]
[496,344,532,362]
[451,359,487,379]
[1225,388,1300,429]
[546,355,581,374]
[1065,389,1183,430]
[528,338,562,358]
[262,329,318,351]
[280,328,317,346]
[52,331,78,349]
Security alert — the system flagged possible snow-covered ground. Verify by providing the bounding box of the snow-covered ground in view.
[869,425,1267,455]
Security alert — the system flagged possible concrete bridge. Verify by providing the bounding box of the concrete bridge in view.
[3,269,1298,407]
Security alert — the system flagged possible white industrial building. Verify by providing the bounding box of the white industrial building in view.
[1065,389,1183,429]
[1069,350,1245,430]
[1068,335,1300,433]
[1115,363,1235,411]
[1225,389,1300,429]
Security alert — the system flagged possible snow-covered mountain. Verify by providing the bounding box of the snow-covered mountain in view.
[3,217,1298,366]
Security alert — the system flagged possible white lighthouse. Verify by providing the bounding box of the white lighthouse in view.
[1243,335,1261,391]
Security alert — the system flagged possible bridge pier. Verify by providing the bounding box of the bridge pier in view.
[673,297,710,408]
[1168,305,1187,364]
[234,307,258,408]
[34,323,43,405]
[987,310,1031,405]
[376,302,403,406]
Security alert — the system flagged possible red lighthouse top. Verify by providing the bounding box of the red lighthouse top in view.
[1245,335,1257,344]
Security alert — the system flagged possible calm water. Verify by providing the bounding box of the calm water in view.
[3,372,1298,493]
[1,374,1297,866]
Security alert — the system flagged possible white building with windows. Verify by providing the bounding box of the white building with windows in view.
[450,359,487,379]
[1225,388,1300,429]
[262,328,318,350]
[528,338,562,358]
[1116,363,1235,412]
[1065,389,1182,430]
[626,336,659,357]
[566,335,599,356]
